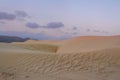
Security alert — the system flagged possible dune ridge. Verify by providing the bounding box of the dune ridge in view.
[14,43,58,53]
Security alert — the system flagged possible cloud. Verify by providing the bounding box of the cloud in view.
[93,29,109,34]
[86,29,90,32]
[26,22,40,29]
[93,30,100,32]
[26,22,64,29]
[72,32,78,35]
[0,21,5,24]
[72,27,77,30]
[45,22,64,28]
[0,11,29,21]
[0,12,16,20]
[102,30,109,33]
[15,10,29,18]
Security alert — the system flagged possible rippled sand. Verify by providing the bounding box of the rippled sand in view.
[0,36,120,80]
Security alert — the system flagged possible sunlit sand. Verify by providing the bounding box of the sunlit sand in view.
[0,36,120,80]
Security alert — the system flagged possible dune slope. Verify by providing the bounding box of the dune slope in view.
[57,36,120,53]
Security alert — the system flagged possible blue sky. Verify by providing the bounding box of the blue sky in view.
[0,0,120,39]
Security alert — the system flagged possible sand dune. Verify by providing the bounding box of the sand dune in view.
[13,43,58,53]
[12,40,61,53]
[0,36,120,80]
[58,36,120,53]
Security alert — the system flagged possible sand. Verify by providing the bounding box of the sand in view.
[0,36,120,80]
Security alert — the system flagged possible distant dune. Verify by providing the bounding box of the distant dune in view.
[0,36,120,80]
[57,36,120,53]
[0,35,31,43]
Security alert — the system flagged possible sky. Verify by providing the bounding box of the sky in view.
[0,0,120,39]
